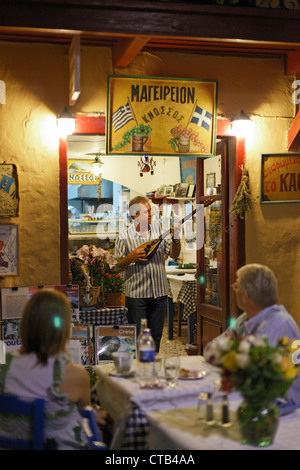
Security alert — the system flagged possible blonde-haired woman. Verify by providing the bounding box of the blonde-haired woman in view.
[0,289,110,450]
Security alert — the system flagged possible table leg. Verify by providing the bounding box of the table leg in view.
[167,297,174,340]
[187,313,195,344]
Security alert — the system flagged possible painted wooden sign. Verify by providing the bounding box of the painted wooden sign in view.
[107,75,217,157]
[261,153,300,203]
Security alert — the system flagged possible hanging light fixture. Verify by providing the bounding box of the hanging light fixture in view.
[231,110,253,139]
[91,154,103,177]
[138,155,156,177]
[57,107,75,138]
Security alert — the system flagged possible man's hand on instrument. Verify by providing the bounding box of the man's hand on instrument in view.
[131,246,148,263]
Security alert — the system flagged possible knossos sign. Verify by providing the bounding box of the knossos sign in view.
[106,75,217,157]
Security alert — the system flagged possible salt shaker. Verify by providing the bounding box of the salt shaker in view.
[205,392,215,425]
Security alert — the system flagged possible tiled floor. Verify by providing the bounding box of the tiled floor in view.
[158,318,189,357]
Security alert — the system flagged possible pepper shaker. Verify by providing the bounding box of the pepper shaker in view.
[221,394,231,427]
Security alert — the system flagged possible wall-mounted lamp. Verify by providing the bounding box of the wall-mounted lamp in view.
[57,107,75,138]
[231,110,254,139]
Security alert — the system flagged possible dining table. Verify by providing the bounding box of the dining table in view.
[146,400,300,450]
[94,355,220,450]
[166,272,197,342]
[94,354,300,451]
[79,306,128,326]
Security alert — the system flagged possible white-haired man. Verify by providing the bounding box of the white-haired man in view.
[204,263,300,405]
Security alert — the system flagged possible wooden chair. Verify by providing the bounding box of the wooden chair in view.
[0,393,45,450]
[82,406,108,450]
[0,395,107,450]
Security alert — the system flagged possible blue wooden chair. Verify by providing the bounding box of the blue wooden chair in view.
[0,394,107,450]
[0,393,45,450]
[82,406,108,450]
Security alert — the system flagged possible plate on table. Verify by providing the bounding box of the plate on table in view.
[178,368,207,380]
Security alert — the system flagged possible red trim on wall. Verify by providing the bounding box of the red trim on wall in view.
[74,115,105,134]
[288,110,300,150]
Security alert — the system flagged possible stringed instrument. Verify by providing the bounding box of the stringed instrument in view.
[137,198,214,264]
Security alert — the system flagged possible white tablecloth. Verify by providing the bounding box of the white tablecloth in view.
[167,273,196,301]
[94,356,220,449]
[147,403,300,450]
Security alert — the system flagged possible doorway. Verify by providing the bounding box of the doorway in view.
[196,137,245,353]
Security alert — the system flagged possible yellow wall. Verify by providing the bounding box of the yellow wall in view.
[0,42,299,325]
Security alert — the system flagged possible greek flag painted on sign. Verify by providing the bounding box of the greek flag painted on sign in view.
[191,105,212,131]
[112,101,134,132]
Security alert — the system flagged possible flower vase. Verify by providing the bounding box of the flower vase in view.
[237,399,279,447]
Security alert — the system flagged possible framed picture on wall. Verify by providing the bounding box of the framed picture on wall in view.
[164,185,173,196]
[206,172,216,189]
[175,183,189,198]
[0,164,20,217]
[261,153,300,203]
[187,184,195,198]
[0,224,18,276]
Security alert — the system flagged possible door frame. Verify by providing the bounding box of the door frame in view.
[59,115,105,284]
[195,119,246,353]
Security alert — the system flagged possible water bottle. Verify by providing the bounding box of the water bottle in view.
[137,318,148,361]
[137,328,156,387]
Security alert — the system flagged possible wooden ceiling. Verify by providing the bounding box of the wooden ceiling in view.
[0,0,299,73]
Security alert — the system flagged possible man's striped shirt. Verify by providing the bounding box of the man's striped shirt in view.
[115,221,171,299]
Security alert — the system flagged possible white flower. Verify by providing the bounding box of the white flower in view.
[246,335,257,345]
[271,353,282,364]
[217,336,232,352]
[253,337,266,348]
[236,353,250,369]
[238,339,251,354]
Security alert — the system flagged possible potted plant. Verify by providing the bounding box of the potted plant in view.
[102,268,125,307]
[75,244,120,307]
[112,124,152,152]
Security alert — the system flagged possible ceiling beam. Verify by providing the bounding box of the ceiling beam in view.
[112,36,151,68]
[0,1,300,45]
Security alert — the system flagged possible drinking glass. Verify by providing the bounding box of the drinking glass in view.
[164,356,180,387]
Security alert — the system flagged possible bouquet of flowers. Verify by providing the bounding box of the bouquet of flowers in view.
[76,244,120,288]
[205,334,299,403]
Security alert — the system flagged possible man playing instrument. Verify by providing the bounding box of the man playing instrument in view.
[115,196,181,352]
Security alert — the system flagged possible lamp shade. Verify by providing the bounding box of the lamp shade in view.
[57,107,75,138]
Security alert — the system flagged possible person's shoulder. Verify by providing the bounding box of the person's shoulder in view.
[65,362,89,384]
[269,305,300,334]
